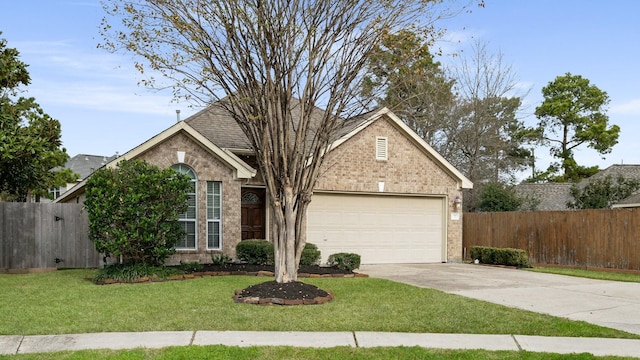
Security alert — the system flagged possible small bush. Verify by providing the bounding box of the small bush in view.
[236,239,274,265]
[178,261,203,272]
[300,243,321,266]
[327,253,361,271]
[211,253,232,265]
[469,246,532,268]
[236,240,322,266]
[94,263,182,282]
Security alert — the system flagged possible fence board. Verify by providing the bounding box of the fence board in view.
[463,208,640,271]
[0,203,100,270]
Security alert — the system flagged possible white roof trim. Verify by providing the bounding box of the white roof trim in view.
[54,121,256,203]
[328,108,473,189]
[612,203,640,209]
[106,121,256,179]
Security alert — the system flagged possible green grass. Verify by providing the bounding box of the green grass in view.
[527,266,640,283]
[0,270,637,339]
[0,345,636,360]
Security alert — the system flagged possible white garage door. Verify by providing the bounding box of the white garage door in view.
[307,193,445,264]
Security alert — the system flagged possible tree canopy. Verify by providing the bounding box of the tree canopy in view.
[99,0,473,283]
[534,73,619,182]
[0,34,76,201]
[476,182,523,212]
[567,175,640,210]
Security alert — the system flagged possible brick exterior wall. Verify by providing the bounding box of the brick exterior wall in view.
[315,117,464,261]
[67,114,466,264]
[136,132,244,264]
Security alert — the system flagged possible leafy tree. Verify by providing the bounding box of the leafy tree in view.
[362,30,457,156]
[99,0,473,283]
[0,34,76,201]
[567,175,640,209]
[85,160,191,266]
[534,73,619,182]
[477,182,523,212]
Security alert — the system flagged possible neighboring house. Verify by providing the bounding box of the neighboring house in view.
[57,104,473,265]
[515,183,573,211]
[43,154,117,203]
[516,164,640,211]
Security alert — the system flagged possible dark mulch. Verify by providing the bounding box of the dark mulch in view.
[236,280,331,301]
[189,264,346,305]
[185,263,354,275]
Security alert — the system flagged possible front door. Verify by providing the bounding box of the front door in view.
[241,188,266,240]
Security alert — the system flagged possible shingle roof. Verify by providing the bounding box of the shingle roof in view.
[516,164,640,210]
[64,154,117,179]
[515,183,574,211]
[582,164,640,186]
[185,100,365,151]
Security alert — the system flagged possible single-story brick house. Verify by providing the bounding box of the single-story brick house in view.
[57,104,472,265]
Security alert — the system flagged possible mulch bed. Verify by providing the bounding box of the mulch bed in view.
[98,263,367,306]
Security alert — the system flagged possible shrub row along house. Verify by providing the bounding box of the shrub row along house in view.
[57,102,472,265]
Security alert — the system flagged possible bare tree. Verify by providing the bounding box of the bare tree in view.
[100,0,463,283]
[448,41,535,210]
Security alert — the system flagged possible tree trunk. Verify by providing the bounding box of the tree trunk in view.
[273,185,302,283]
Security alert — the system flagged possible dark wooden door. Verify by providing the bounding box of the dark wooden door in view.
[241,188,266,240]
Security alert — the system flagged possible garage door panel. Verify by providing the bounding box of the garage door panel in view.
[307,194,444,264]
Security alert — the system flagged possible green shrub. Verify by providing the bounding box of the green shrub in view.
[178,261,203,272]
[327,253,361,271]
[236,240,321,266]
[94,263,182,282]
[469,246,532,268]
[210,253,232,265]
[236,239,274,265]
[300,243,321,266]
[85,159,192,266]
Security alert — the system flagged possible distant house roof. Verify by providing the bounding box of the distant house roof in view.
[64,154,118,180]
[515,183,574,211]
[516,164,640,210]
[582,164,640,185]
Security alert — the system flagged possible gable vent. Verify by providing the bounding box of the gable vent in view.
[376,136,388,160]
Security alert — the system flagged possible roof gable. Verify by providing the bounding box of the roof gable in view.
[55,121,256,203]
[327,107,473,189]
[107,121,255,179]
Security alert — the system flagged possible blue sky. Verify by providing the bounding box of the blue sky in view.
[1,1,639,178]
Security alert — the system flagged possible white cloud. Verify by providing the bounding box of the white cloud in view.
[611,99,640,115]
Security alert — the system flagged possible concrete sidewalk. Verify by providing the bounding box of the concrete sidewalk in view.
[2,331,640,357]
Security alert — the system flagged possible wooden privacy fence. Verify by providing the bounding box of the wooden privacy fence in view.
[463,208,640,271]
[0,203,101,271]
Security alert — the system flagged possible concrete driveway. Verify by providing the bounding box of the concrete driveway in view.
[359,263,640,335]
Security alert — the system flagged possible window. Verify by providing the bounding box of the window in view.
[49,187,61,200]
[376,136,388,160]
[172,164,197,250]
[207,181,222,250]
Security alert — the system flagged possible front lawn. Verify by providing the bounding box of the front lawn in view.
[0,345,632,360]
[528,266,640,283]
[0,270,636,339]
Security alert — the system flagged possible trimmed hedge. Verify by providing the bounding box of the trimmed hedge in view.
[327,253,361,271]
[469,246,532,268]
[235,240,321,266]
[300,243,321,266]
[236,239,274,265]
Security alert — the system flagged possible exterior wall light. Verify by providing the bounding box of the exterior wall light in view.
[454,195,462,211]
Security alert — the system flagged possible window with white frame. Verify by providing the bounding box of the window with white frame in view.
[207,181,222,250]
[49,187,62,200]
[376,136,388,160]
[172,164,197,250]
